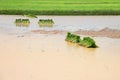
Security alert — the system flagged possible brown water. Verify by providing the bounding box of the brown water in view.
[0,15,120,80]
[0,33,120,80]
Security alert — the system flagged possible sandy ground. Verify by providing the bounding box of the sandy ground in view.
[0,32,120,80]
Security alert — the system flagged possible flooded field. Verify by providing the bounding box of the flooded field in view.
[0,15,120,80]
[0,15,120,32]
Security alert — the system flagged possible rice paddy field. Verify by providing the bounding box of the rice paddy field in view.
[0,0,120,79]
[0,0,120,15]
[0,15,120,80]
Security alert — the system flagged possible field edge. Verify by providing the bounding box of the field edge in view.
[0,10,120,15]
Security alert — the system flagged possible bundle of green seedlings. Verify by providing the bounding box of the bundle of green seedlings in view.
[15,19,30,27]
[38,19,54,27]
[65,32,97,48]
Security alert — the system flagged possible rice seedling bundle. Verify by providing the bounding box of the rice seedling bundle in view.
[38,19,54,27]
[15,19,30,27]
[65,32,97,48]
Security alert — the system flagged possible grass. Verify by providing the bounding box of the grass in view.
[0,0,120,15]
[65,32,97,48]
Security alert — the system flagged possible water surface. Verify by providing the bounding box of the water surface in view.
[0,15,120,33]
[0,34,120,80]
[0,15,120,80]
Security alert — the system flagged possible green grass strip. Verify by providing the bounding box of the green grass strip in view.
[0,10,120,15]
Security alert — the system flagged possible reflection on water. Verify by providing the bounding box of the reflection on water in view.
[38,24,54,28]
[15,23,30,27]
[66,41,97,56]
[66,41,80,48]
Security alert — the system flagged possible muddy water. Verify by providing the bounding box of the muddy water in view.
[0,15,120,33]
[0,15,120,80]
[0,33,120,80]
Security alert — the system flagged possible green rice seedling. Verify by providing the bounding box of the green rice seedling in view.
[79,37,97,48]
[16,19,21,22]
[38,19,54,27]
[65,32,80,43]
[65,32,97,48]
[15,18,30,27]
